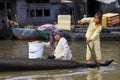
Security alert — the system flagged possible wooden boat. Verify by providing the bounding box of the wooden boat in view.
[11,27,50,40]
[0,57,113,71]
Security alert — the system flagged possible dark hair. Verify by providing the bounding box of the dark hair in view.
[95,10,103,23]
[49,29,70,47]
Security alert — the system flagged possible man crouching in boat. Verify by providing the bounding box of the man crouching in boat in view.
[42,29,72,60]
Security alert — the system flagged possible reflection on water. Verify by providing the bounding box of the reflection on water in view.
[86,69,103,80]
[2,67,116,80]
[0,40,120,80]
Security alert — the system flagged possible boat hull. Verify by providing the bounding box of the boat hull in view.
[0,57,113,71]
[12,27,50,40]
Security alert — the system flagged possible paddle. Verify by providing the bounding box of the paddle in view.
[87,43,100,69]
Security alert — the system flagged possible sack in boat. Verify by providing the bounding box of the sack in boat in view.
[28,42,44,59]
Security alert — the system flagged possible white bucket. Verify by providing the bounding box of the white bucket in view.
[28,42,44,59]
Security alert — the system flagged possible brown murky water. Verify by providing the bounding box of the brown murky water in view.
[0,40,120,80]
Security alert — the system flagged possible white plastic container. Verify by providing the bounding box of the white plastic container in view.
[28,42,44,59]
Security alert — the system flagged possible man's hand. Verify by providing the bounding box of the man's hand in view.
[55,58,61,60]
[86,39,92,44]
[55,56,64,60]
[78,20,83,24]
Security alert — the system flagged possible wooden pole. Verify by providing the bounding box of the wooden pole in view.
[71,8,75,24]
[4,0,9,27]
[84,0,88,16]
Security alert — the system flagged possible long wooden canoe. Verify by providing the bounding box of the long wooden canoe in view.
[0,57,113,71]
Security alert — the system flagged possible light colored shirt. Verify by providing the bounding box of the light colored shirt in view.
[42,37,72,60]
[81,18,102,41]
[54,37,72,60]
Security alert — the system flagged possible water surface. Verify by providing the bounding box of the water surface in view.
[0,40,119,80]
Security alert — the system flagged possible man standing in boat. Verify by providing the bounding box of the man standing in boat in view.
[78,11,103,63]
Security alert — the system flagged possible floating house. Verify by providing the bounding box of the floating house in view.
[0,0,119,27]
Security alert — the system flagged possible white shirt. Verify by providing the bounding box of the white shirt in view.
[43,37,72,60]
[54,37,72,60]
[81,18,102,41]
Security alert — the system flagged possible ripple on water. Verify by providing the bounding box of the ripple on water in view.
[4,66,116,80]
